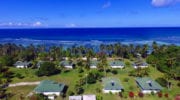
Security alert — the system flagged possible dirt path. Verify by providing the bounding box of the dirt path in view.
[8,81,40,87]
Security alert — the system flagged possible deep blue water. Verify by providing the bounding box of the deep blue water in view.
[0,27,179,46]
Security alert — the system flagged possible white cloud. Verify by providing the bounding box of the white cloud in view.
[0,21,43,27]
[152,0,180,7]
[65,23,77,27]
[33,21,42,26]
[102,1,111,8]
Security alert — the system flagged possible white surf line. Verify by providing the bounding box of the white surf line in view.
[8,81,40,87]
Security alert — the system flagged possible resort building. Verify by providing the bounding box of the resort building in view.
[102,77,123,93]
[136,77,163,94]
[34,80,65,100]
[69,95,82,100]
[109,60,125,68]
[14,61,32,68]
[90,60,98,69]
[69,95,96,100]
[132,62,148,69]
[83,95,96,100]
[60,60,74,69]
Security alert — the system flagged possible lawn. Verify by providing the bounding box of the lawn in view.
[7,64,179,100]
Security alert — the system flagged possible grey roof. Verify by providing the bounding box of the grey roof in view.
[69,96,82,100]
[109,61,124,66]
[34,80,65,93]
[60,61,73,66]
[136,77,163,90]
[90,60,98,66]
[102,77,123,90]
[14,61,31,66]
[133,62,148,66]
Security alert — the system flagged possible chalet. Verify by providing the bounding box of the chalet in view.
[69,95,82,100]
[102,77,123,93]
[14,61,32,68]
[34,80,65,100]
[132,62,148,69]
[109,60,125,68]
[60,60,74,69]
[136,77,163,94]
[83,95,96,100]
[90,60,98,69]
[69,95,96,100]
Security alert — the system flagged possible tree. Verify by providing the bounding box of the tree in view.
[36,62,60,76]
[0,56,14,66]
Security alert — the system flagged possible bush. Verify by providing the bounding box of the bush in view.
[129,92,134,98]
[78,68,84,73]
[164,93,168,98]
[36,62,60,76]
[68,91,74,96]
[123,78,129,82]
[177,82,180,87]
[138,92,144,98]
[158,92,163,98]
[119,92,123,98]
[15,73,24,79]
[111,70,118,74]
[155,78,167,87]
[129,86,134,91]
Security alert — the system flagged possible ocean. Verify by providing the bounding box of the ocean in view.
[0,27,179,47]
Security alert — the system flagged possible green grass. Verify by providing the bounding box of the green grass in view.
[7,65,179,100]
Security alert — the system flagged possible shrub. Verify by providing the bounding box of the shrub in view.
[78,68,84,73]
[158,92,163,98]
[164,93,168,98]
[15,73,24,79]
[129,92,134,98]
[155,78,167,87]
[138,92,144,98]
[119,92,123,98]
[68,91,74,96]
[177,82,180,87]
[123,78,129,82]
[151,91,155,95]
[111,70,118,74]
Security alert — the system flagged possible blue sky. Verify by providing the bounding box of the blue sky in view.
[0,0,180,28]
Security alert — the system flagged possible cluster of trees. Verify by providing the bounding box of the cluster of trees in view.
[0,43,150,63]
[0,64,13,99]
[146,43,180,79]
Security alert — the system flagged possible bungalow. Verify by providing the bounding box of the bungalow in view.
[109,60,125,69]
[90,60,98,69]
[34,80,65,100]
[136,77,163,94]
[60,60,74,69]
[83,95,96,100]
[14,61,32,68]
[102,77,123,93]
[132,62,148,69]
[69,95,82,100]
[36,61,45,68]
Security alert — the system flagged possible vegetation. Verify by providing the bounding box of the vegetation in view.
[0,42,179,100]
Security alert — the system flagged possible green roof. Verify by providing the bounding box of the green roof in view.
[90,60,98,66]
[136,77,163,90]
[102,77,123,90]
[109,61,124,66]
[34,80,65,92]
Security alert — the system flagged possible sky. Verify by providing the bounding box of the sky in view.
[0,0,180,28]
